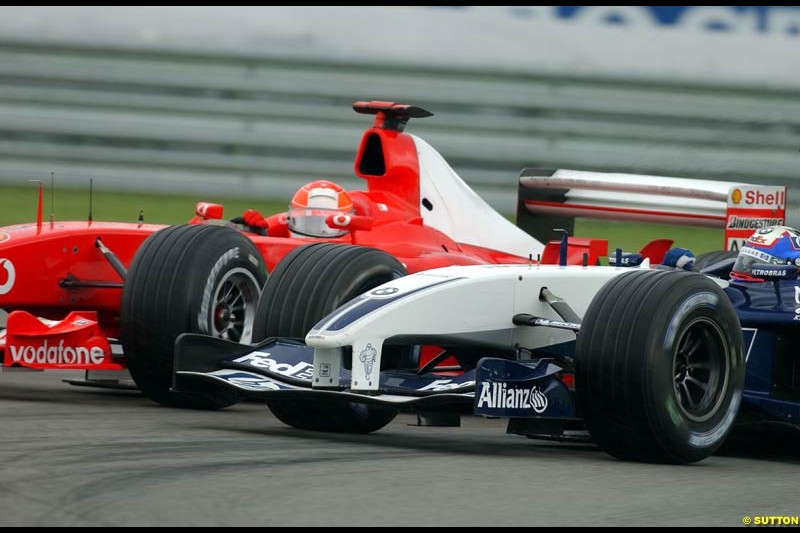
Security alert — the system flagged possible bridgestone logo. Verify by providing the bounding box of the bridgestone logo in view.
[477,382,548,413]
[8,340,105,366]
[198,247,240,333]
[726,217,783,230]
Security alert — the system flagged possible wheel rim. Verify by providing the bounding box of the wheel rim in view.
[210,268,261,343]
[672,317,730,423]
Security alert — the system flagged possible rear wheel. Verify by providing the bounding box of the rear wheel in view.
[576,269,744,463]
[254,243,406,433]
[122,224,266,409]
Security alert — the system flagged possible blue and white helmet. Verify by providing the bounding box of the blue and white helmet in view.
[731,226,800,281]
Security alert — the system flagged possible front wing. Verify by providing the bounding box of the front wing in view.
[173,334,576,419]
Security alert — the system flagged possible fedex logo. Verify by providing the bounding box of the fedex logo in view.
[234,351,314,380]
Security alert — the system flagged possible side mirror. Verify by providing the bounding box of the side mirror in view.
[608,252,644,267]
[195,202,224,220]
[325,214,374,232]
[749,263,798,281]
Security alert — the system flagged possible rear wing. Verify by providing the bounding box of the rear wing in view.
[517,168,786,252]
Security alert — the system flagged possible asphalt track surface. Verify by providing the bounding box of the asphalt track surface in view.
[0,370,799,527]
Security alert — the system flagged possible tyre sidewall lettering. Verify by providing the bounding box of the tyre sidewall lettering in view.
[651,289,741,451]
[197,247,240,334]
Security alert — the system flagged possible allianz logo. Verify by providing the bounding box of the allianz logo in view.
[476,381,548,413]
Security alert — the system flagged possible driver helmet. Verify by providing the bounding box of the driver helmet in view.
[731,225,800,281]
[288,180,354,238]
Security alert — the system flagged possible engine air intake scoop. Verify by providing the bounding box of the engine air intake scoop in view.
[353,101,433,132]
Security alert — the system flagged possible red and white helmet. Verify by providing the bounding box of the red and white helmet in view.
[288,180,354,238]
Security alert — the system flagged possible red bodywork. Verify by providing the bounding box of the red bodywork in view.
[0,101,608,371]
[4,310,120,370]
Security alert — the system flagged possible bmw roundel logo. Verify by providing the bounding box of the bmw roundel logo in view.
[371,287,399,296]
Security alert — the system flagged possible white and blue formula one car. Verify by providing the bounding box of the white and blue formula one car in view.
[173,241,748,465]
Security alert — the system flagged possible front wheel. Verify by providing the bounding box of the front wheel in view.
[254,243,406,433]
[121,224,267,409]
[576,269,744,464]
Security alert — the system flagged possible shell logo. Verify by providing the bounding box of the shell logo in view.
[0,258,15,295]
[731,188,742,204]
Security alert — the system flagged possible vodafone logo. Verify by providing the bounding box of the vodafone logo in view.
[0,232,9,243]
[0,258,15,295]
[8,339,106,366]
[332,214,351,227]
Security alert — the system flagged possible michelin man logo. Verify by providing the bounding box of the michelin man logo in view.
[794,286,800,315]
[358,343,377,379]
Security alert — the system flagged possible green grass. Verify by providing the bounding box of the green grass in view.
[574,219,721,257]
[0,185,721,254]
[0,185,287,226]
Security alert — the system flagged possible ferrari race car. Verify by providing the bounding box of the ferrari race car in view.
[173,221,800,465]
[0,100,786,416]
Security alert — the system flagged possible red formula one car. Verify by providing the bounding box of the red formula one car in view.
[0,101,772,409]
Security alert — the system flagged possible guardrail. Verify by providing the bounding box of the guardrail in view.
[0,41,797,216]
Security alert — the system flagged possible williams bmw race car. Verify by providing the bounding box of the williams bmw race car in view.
[173,244,742,464]
[0,101,785,413]
[173,223,800,464]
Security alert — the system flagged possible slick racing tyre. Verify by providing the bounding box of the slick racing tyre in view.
[694,250,737,279]
[122,224,266,409]
[254,243,406,433]
[694,250,736,270]
[576,269,744,464]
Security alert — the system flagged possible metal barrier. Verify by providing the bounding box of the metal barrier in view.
[0,41,797,215]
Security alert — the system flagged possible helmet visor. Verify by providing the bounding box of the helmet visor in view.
[732,246,782,276]
[288,208,349,238]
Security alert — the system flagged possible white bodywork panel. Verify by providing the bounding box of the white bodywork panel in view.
[307,264,639,392]
[414,135,544,259]
[412,134,782,254]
